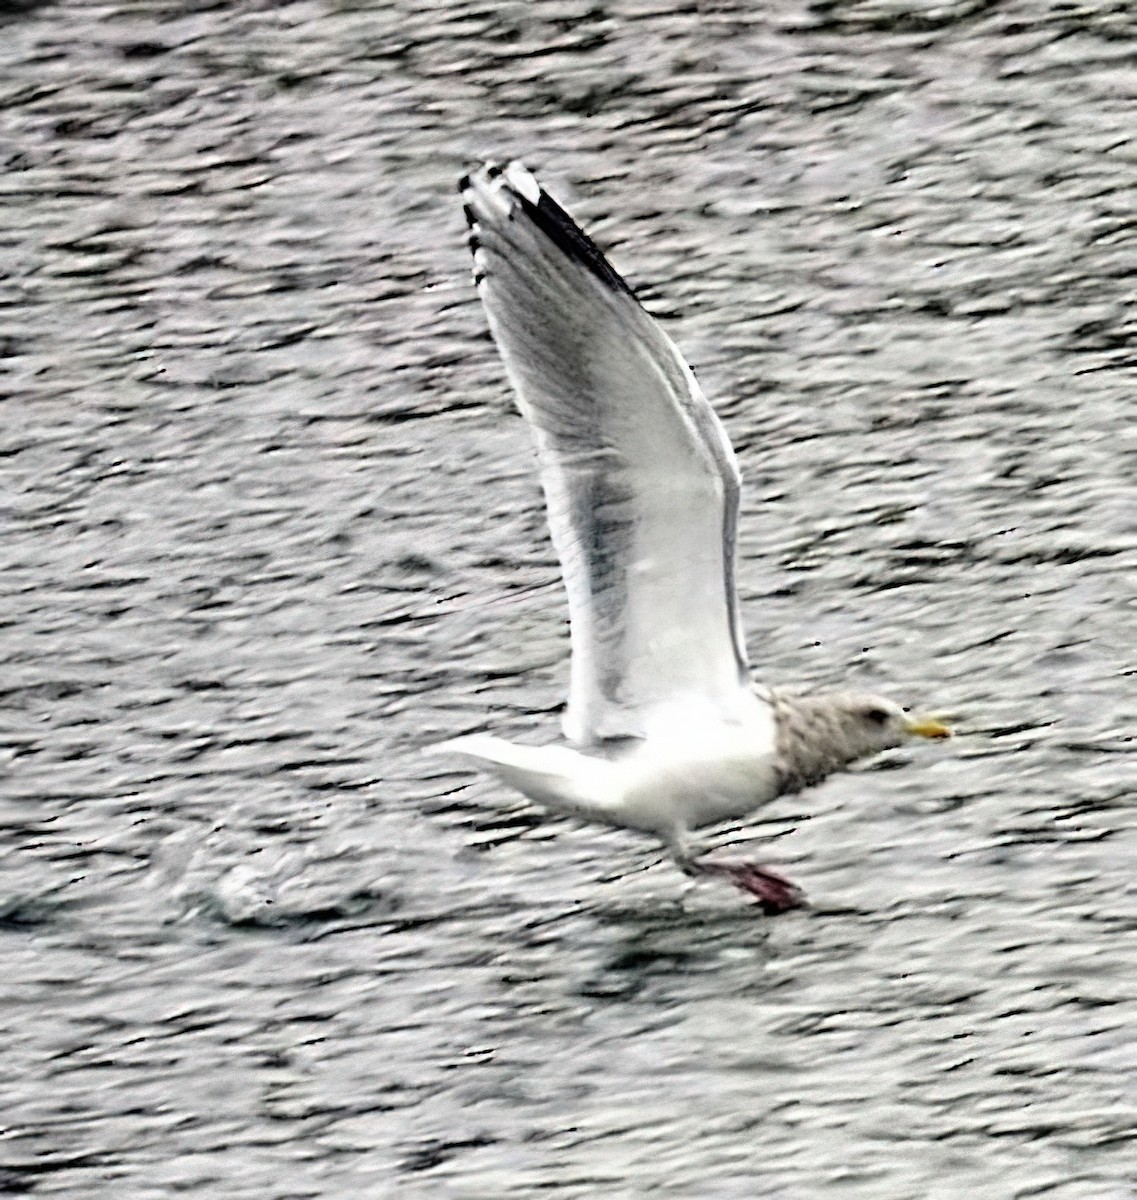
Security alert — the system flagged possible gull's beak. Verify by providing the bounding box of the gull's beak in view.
[904,715,952,740]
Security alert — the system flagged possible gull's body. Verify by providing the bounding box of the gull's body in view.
[439,162,949,910]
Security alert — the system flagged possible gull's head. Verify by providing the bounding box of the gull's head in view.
[833,695,952,759]
[773,691,953,790]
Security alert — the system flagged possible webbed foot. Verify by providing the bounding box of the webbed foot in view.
[690,858,806,914]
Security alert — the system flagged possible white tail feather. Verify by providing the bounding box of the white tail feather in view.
[432,735,624,824]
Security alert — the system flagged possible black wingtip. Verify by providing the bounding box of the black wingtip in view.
[459,161,636,299]
[514,184,635,298]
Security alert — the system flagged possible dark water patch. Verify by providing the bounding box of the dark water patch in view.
[399,1133,496,1173]
[806,0,1006,36]
[0,891,72,929]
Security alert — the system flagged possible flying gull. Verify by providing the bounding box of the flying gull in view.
[438,161,950,912]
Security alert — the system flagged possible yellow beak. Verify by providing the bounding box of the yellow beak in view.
[905,716,952,740]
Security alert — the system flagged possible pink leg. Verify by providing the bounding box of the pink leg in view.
[691,858,806,914]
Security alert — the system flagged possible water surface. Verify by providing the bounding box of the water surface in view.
[3,2,1135,1196]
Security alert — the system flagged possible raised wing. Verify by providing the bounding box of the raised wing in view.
[460,162,757,745]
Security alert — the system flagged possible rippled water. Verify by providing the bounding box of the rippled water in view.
[3,1,1135,1196]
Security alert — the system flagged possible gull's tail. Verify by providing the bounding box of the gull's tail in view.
[432,735,625,826]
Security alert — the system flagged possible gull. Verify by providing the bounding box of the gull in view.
[437,161,950,912]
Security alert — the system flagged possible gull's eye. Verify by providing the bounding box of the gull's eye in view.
[864,707,891,726]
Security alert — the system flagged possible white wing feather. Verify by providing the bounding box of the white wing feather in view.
[461,162,767,747]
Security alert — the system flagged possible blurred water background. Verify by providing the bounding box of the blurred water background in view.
[2,1,1135,1196]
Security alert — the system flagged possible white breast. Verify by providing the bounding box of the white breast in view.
[613,719,782,838]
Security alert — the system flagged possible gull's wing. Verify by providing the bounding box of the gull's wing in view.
[461,162,761,745]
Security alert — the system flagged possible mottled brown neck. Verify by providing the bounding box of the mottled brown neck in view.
[771,692,869,793]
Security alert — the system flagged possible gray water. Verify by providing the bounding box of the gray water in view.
[3,1,1135,1196]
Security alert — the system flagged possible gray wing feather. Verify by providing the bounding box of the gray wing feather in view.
[461,162,755,744]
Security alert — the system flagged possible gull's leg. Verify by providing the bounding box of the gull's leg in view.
[668,832,805,914]
[691,859,805,914]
